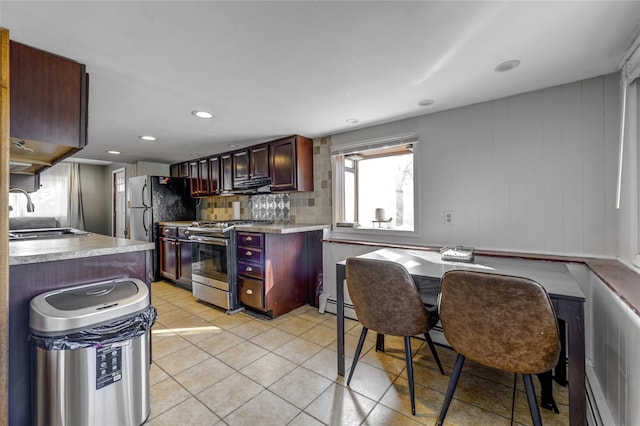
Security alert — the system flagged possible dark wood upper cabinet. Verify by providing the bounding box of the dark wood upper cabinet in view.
[233,144,270,186]
[9,40,89,174]
[221,153,233,193]
[271,135,313,191]
[250,144,270,179]
[10,40,88,147]
[189,159,210,197]
[172,135,313,195]
[233,149,250,183]
[170,161,190,178]
[208,156,221,195]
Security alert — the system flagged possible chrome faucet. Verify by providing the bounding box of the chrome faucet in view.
[9,187,35,212]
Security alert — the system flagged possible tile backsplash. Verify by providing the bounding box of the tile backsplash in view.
[249,193,290,222]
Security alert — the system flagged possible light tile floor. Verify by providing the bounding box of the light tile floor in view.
[147,281,570,425]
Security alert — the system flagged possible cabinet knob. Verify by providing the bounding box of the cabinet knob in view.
[246,289,253,295]
[245,266,253,272]
[245,251,252,256]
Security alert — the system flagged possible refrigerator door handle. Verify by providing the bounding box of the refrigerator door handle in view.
[143,208,149,236]
[142,181,150,208]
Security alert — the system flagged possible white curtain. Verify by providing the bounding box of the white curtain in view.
[9,162,85,229]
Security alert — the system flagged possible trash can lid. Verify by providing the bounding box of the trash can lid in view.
[30,278,150,335]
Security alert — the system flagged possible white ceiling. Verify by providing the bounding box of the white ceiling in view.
[2,1,640,165]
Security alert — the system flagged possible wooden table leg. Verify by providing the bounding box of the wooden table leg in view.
[556,298,586,426]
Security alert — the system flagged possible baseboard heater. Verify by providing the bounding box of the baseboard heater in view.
[585,364,615,426]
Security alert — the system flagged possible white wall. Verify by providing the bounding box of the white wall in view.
[331,74,621,258]
[618,81,639,267]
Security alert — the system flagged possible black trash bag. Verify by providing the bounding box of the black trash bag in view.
[31,305,157,350]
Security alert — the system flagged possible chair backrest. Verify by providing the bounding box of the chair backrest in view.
[345,257,430,337]
[439,270,560,374]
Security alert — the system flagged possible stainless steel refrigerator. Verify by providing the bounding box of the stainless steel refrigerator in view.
[128,175,196,242]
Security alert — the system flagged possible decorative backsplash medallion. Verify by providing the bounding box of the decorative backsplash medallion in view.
[249,194,290,222]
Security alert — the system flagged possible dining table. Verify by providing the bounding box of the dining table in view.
[335,247,586,426]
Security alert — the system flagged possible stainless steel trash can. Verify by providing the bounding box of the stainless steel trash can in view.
[30,278,157,426]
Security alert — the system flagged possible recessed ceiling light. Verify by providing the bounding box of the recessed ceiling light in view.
[107,150,120,155]
[192,111,215,119]
[418,99,435,107]
[227,144,238,148]
[494,60,521,72]
[140,135,157,141]
[346,118,359,124]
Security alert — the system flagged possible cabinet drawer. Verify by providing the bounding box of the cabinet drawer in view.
[237,246,264,263]
[237,232,263,248]
[238,276,264,310]
[160,226,177,238]
[238,260,263,279]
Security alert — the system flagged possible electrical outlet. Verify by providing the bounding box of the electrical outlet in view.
[443,210,454,225]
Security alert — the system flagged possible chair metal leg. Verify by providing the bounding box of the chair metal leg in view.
[523,374,543,426]
[424,332,445,375]
[347,327,368,386]
[404,336,416,415]
[437,353,465,426]
[376,333,385,352]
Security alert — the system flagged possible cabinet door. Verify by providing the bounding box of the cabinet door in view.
[250,144,270,179]
[189,159,209,196]
[159,238,177,280]
[10,41,88,148]
[221,153,233,192]
[198,158,210,195]
[170,164,179,178]
[208,156,220,195]
[170,161,189,178]
[177,239,192,284]
[189,161,200,196]
[271,136,313,191]
[233,149,250,183]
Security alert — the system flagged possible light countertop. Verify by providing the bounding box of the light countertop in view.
[235,223,330,234]
[9,233,155,266]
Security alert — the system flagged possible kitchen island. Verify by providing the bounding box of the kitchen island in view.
[9,233,154,426]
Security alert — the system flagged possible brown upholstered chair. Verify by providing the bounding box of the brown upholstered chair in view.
[436,270,561,426]
[345,258,444,415]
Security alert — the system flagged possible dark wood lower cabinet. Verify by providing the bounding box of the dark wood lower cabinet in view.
[237,230,322,318]
[9,250,152,426]
[159,226,192,288]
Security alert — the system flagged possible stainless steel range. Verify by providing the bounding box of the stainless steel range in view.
[187,220,271,312]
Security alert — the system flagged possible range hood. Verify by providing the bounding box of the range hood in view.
[228,177,272,194]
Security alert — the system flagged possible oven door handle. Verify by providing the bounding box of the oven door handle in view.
[189,235,228,246]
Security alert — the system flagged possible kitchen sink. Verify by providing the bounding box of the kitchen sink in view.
[9,227,91,241]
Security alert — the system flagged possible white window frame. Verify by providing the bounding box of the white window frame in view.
[331,133,420,237]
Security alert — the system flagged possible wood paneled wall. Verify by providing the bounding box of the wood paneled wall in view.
[332,74,620,257]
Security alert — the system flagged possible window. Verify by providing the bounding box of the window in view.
[9,162,83,228]
[333,134,418,231]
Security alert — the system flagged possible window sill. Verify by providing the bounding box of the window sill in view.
[329,225,419,240]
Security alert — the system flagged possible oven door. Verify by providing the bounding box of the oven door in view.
[190,235,230,308]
